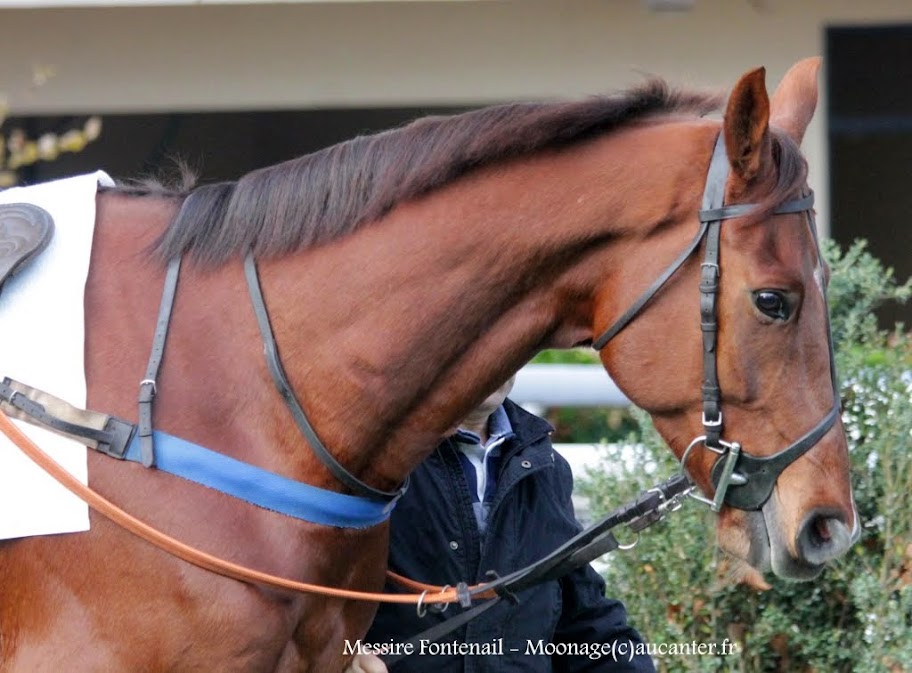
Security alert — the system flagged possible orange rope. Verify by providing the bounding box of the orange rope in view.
[385,570,492,599]
[0,409,469,605]
[386,570,442,592]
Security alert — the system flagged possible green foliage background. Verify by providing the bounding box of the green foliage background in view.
[574,241,912,672]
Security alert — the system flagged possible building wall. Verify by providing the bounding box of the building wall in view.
[0,0,909,231]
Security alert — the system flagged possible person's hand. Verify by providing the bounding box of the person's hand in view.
[344,653,388,673]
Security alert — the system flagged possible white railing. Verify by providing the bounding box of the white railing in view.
[512,364,629,413]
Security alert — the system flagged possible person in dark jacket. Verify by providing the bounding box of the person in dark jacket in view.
[354,377,655,673]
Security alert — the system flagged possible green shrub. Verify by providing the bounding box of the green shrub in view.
[579,240,912,672]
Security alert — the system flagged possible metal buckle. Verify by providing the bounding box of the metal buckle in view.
[656,486,690,514]
[701,411,723,428]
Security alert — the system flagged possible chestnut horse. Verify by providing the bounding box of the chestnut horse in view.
[0,58,855,672]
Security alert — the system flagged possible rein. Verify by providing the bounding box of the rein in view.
[0,408,454,604]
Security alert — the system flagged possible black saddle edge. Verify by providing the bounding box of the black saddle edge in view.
[0,202,55,292]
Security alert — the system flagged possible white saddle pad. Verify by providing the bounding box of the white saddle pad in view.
[0,171,113,540]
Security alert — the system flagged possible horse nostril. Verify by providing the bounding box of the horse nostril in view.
[814,517,832,543]
[796,509,853,567]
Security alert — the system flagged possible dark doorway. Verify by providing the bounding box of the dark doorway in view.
[827,24,912,326]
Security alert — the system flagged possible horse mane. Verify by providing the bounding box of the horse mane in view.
[149,80,725,265]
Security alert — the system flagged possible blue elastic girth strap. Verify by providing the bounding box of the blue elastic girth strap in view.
[123,430,396,529]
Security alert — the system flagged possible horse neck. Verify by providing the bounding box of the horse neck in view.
[254,121,714,491]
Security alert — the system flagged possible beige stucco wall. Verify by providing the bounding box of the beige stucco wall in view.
[0,0,909,230]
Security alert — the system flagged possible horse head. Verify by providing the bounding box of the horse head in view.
[594,58,856,581]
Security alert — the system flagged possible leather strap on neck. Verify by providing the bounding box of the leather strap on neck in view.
[243,253,408,503]
[137,255,181,467]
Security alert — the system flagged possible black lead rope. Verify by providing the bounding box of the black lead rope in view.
[380,473,693,668]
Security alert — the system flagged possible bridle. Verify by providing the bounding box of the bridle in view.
[592,132,841,512]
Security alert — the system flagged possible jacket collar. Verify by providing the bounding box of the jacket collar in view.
[502,398,554,440]
[452,404,515,448]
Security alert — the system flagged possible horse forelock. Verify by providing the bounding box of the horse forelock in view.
[753,130,810,218]
[147,79,722,266]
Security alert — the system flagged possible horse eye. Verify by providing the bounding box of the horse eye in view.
[754,290,790,320]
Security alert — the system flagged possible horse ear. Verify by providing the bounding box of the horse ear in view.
[723,66,771,184]
[769,57,821,145]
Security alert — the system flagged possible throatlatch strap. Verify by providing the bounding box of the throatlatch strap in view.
[592,221,709,350]
[138,256,182,468]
